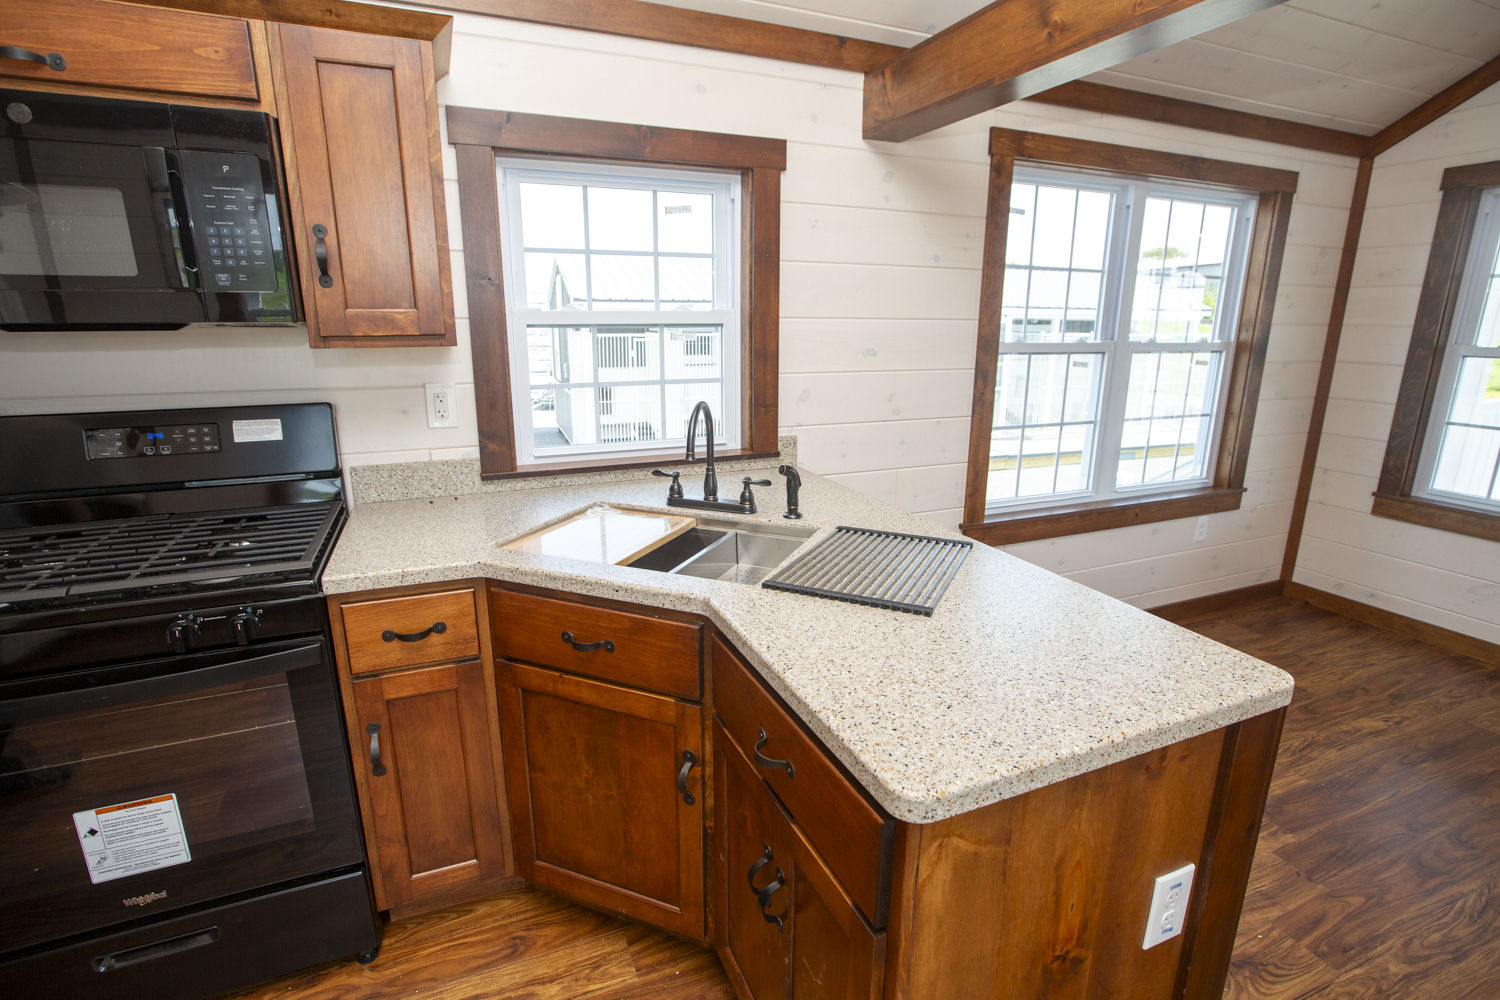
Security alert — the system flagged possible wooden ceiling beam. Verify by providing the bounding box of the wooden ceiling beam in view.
[1367,52,1500,158]
[862,0,1288,142]
[1026,81,1368,158]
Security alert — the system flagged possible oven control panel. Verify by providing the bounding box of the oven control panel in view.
[178,149,279,293]
[85,423,222,459]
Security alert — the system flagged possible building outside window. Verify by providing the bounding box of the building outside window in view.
[497,160,741,463]
[985,167,1257,515]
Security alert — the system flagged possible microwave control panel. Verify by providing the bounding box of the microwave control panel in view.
[84,424,222,459]
[178,150,279,293]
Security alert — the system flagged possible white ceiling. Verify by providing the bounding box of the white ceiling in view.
[650,0,1500,134]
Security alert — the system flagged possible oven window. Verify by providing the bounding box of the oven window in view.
[0,642,364,954]
[0,182,139,277]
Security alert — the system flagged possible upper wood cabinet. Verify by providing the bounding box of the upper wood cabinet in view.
[0,0,261,103]
[272,23,455,348]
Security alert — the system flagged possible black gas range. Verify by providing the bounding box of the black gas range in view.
[0,403,378,998]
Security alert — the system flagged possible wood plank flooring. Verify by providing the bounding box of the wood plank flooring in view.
[1164,595,1500,1000]
[228,594,1500,999]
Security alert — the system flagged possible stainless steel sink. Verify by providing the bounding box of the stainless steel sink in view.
[625,518,816,585]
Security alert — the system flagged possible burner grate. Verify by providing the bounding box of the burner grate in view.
[0,502,341,602]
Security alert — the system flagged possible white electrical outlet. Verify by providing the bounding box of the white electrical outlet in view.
[425,383,458,428]
[1193,515,1209,543]
[1142,863,1196,950]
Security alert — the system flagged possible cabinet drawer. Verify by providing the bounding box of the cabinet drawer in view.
[0,0,258,100]
[340,589,480,675]
[711,634,892,927]
[491,588,701,700]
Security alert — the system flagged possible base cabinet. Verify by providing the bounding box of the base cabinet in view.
[351,660,509,910]
[496,660,706,939]
[716,719,885,1000]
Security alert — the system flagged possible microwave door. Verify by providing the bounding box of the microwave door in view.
[0,137,206,328]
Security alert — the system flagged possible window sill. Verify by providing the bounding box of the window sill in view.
[1370,493,1500,543]
[962,487,1246,545]
[480,449,783,481]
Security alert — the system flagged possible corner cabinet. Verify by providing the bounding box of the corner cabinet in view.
[329,582,513,919]
[271,23,455,348]
[491,585,707,940]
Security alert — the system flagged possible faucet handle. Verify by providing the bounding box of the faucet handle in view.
[651,469,684,499]
[739,477,772,506]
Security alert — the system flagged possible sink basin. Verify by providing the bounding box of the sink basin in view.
[626,518,816,585]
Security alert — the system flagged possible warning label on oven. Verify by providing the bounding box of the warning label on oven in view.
[73,794,192,885]
[232,418,283,443]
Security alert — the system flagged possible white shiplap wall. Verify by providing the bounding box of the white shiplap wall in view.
[1294,88,1500,643]
[0,13,1354,608]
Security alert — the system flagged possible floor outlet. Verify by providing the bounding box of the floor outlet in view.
[1142,863,1195,950]
[425,383,458,428]
[1193,516,1209,543]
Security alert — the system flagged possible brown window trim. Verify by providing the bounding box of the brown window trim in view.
[446,108,786,479]
[1373,159,1500,543]
[962,128,1298,546]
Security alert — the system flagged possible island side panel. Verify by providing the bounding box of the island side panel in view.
[1177,707,1287,1000]
[895,729,1227,999]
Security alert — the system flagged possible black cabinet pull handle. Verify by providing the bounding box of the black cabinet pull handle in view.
[0,45,65,71]
[312,223,332,287]
[382,621,446,643]
[676,750,698,805]
[747,844,785,933]
[366,723,386,777]
[753,727,795,779]
[561,630,615,653]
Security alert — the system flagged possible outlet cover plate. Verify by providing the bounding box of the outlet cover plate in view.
[425,383,457,428]
[1143,863,1195,949]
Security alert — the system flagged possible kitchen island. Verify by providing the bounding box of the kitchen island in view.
[322,458,1293,999]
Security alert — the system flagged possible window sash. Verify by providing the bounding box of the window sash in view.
[496,160,742,464]
[987,168,1255,515]
[1414,187,1500,513]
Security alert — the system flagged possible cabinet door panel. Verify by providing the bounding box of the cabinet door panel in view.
[715,719,792,1000]
[788,819,885,1000]
[352,661,507,907]
[275,24,453,347]
[498,662,704,938]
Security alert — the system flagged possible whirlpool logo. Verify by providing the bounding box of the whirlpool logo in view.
[123,891,167,907]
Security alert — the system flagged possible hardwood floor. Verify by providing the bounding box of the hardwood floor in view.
[1164,595,1500,1000]
[229,594,1499,1000]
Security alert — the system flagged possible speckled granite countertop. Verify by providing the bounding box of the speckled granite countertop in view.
[324,465,1294,824]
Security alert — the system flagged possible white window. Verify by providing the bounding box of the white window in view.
[497,159,741,463]
[985,167,1257,514]
[1414,188,1500,511]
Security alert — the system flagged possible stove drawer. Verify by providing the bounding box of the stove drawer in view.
[339,588,480,675]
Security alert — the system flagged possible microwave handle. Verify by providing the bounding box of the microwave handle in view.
[143,146,196,289]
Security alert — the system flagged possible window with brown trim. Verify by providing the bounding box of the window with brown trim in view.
[1374,159,1500,544]
[446,108,786,479]
[962,128,1298,546]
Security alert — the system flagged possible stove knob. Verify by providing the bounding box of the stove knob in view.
[231,607,262,646]
[167,614,201,653]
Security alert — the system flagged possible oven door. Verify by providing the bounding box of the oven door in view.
[0,638,365,956]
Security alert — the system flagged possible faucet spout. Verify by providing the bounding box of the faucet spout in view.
[685,401,718,501]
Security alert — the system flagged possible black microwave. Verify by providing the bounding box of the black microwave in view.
[0,88,299,330]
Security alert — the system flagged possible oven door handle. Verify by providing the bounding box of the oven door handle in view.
[0,642,325,723]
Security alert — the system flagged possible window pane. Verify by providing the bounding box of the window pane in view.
[597,384,663,443]
[524,251,587,310]
[595,326,661,382]
[587,187,654,252]
[666,383,723,440]
[590,254,655,309]
[1477,276,1500,349]
[987,352,1102,504]
[1002,181,1112,344]
[1117,351,1220,487]
[1430,357,1500,501]
[1132,197,1235,343]
[519,183,585,250]
[657,192,713,253]
[527,326,593,385]
[659,256,713,309]
[665,326,722,379]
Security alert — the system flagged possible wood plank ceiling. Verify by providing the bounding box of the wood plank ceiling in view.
[648,0,1500,136]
